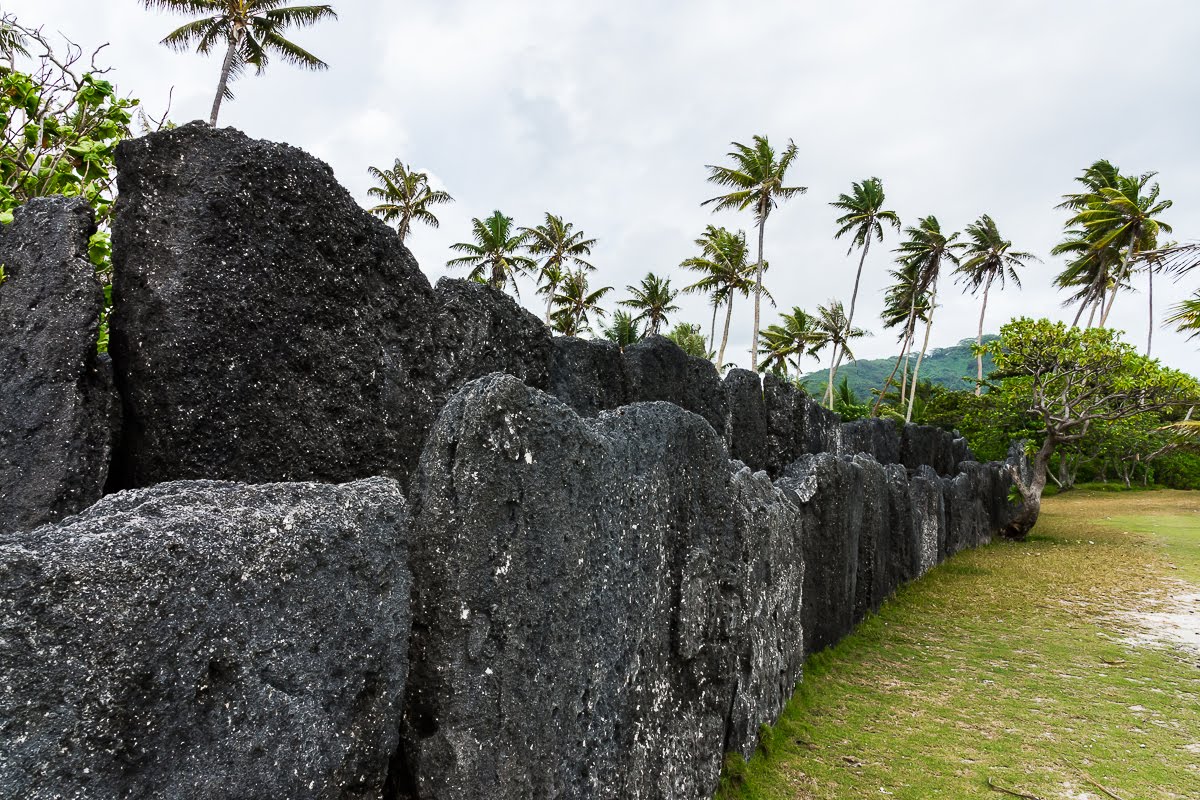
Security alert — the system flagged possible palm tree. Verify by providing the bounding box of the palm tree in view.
[522,213,597,324]
[447,210,536,293]
[758,307,820,377]
[680,226,757,367]
[0,14,29,64]
[703,135,806,370]
[1053,160,1122,326]
[143,1,337,126]
[550,271,612,336]
[603,310,642,348]
[872,260,932,416]
[366,160,453,242]
[828,177,899,388]
[893,215,962,421]
[954,214,1036,394]
[1167,290,1200,342]
[813,300,867,409]
[620,272,679,336]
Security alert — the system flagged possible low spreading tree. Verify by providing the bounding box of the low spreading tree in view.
[984,318,1200,538]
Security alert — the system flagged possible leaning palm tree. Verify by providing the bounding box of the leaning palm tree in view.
[680,225,757,367]
[703,135,806,370]
[603,310,642,348]
[550,271,612,337]
[143,1,338,126]
[954,214,1036,394]
[366,160,453,242]
[828,177,899,386]
[813,300,867,409]
[894,215,963,421]
[1053,160,1122,326]
[446,210,536,293]
[620,272,679,336]
[521,213,597,323]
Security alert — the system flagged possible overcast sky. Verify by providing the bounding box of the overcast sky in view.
[11,1,1200,376]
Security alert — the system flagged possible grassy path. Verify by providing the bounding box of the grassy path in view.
[717,491,1200,800]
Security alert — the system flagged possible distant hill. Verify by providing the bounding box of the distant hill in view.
[801,336,998,398]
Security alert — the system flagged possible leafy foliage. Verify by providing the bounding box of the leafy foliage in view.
[665,322,710,359]
[366,160,452,242]
[619,272,679,336]
[446,210,536,292]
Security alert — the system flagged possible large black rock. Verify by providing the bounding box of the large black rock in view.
[839,417,902,465]
[761,376,842,477]
[430,278,553,405]
[910,465,947,573]
[901,424,961,476]
[623,335,728,435]
[780,453,861,655]
[850,454,892,621]
[0,198,118,533]
[724,369,769,470]
[547,336,629,417]
[724,464,805,760]
[400,374,743,799]
[109,122,439,488]
[883,463,921,589]
[0,478,412,800]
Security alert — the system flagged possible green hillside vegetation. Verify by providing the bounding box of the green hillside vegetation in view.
[802,335,998,398]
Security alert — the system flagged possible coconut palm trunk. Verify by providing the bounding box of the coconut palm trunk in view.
[210,27,244,125]
[718,295,734,367]
[906,281,937,423]
[1146,264,1154,357]
[829,236,872,403]
[751,209,766,370]
[872,312,916,417]
[708,299,719,352]
[974,279,991,396]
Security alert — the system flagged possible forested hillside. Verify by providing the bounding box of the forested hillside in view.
[802,336,997,397]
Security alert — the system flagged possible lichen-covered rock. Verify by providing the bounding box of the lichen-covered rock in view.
[110,122,438,488]
[0,197,118,533]
[547,336,628,416]
[430,278,553,404]
[623,335,727,435]
[883,463,921,588]
[780,453,861,655]
[399,374,742,800]
[910,465,946,574]
[0,478,412,800]
[724,369,769,470]
[840,417,901,465]
[724,464,805,760]
[851,454,892,621]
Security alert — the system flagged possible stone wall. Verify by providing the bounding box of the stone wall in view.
[0,124,1026,800]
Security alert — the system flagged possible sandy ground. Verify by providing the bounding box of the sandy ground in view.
[1123,587,1200,655]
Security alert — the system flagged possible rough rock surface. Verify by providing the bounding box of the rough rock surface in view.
[0,478,412,800]
[623,335,728,435]
[851,454,892,622]
[883,463,921,589]
[780,453,861,655]
[910,465,947,574]
[110,122,438,488]
[547,336,628,417]
[430,278,553,405]
[724,464,805,760]
[399,374,742,800]
[901,424,961,476]
[839,417,901,465]
[724,369,769,469]
[0,197,118,533]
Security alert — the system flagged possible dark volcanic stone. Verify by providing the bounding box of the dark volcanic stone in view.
[910,465,946,573]
[547,336,629,416]
[400,374,742,799]
[0,478,412,800]
[779,453,861,655]
[851,454,892,620]
[942,462,990,557]
[901,424,959,476]
[430,278,553,404]
[839,417,902,465]
[724,464,805,760]
[883,463,921,588]
[622,335,727,435]
[110,122,438,488]
[724,369,769,470]
[763,374,803,475]
[0,198,118,533]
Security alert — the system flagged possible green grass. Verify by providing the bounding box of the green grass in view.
[717,490,1200,800]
